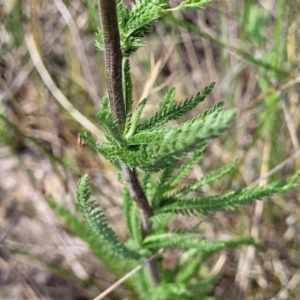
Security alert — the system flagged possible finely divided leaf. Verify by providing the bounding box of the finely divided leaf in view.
[164,147,206,191]
[177,0,212,11]
[123,59,133,117]
[118,109,235,172]
[143,232,256,252]
[126,98,148,138]
[123,188,142,245]
[157,180,289,215]
[171,159,238,198]
[96,96,125,146]
[158,87,176,111]
[137,82,215,132]
[77,175,140,260]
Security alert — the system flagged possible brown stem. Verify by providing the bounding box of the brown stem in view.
[97,0,125,129]
[97,0,159,287]
[121,165,153,233]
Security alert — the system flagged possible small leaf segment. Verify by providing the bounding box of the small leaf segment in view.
[96,0,212,56]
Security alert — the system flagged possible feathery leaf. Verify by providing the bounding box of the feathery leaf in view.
[48,199,132,274]
[123,59,133,117]
[77,175,141,260]
[171,159,238,198]
[176,0,212,11]
[118,109,235,172]
[126,98,148,138]
[164,147,206,191]
[137,82,215,132]
[157,180,289,215]
[143,232,257,252]
[123,188,142,245]
[158,87,176,111]
[96,96,125,146]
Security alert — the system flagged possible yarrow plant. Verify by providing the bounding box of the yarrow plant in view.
[49,0,300,299]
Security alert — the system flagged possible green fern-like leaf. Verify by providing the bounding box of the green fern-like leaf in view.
[117,109,235,172]
[125,0,168,36]
[146,282,193,300]
[120,0,168,56]
[157,180,291,215]
[158,87,176,111]
[151,148,206,207]
[117,0,211,56]
[79,130,122,169]
[171,159,238,199]
[151,162,179,208]
[117,0,129,29]
[137,82,215,132]
[151,212,173,233]
[176,0,212,11]
[96,96,125,146]
[95,28,104,51]
[127,127,168,144]
[123,59,133,117]
[126,98,148,138]
[77,175,141,260]
[48,199,132,274]
[143,232,256,251]
[164,147,206,191]
[123,188,142,245]
[176,237,257,283]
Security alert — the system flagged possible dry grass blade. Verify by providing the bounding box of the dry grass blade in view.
[24,32,103,141]
[53,0,101,106]
[93,249,164,300]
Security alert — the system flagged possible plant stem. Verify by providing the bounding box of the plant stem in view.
[97,0,125,129]
[97,0,159,287]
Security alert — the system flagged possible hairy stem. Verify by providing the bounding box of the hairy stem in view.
[97,0,159,287]
[97,0,125,129]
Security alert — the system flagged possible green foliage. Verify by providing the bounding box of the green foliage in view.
[125,98,147,137]
[171,159,238,198]
[49,1,300,299]
[157,180,295,215]
[163,147,206,192]
[123,59,133,119]
[123,188,142,246]
[96,96,126,146]
[136,82,216,132]
[76,175,141,260]
[143,232,257,251]
[95,0,212,56]
[48,198,130,274]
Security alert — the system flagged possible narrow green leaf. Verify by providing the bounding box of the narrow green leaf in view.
[76,176,140,260]
[143,232,257,252]
[48,199,130,274]
[177,0,212,11]
[158,87,176,111]
[137,82,215,132]
[123,189,142,245]
[172,159,238,198]
[176,237,257,283]
[122,59,133,117]
[126,98,148,138]
[165,147,206,192]
[96,96,125,146]
[95,28,104,51]
[157,180,289,215]
[119,109,235,172]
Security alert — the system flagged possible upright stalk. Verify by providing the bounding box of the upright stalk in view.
[97,0,159,287]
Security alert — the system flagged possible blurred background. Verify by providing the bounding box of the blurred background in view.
[0,0,300,299]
